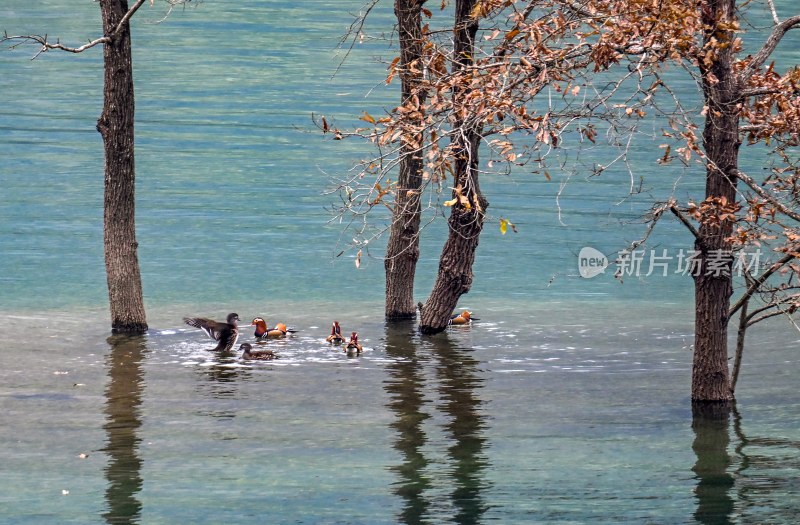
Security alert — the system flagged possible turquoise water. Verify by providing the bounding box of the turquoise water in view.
[2,2,799,523]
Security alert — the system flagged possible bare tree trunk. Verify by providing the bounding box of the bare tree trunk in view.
[97,0,147,334]
[419,0,487,335]
[385,0,427,320]
[692,0,739,402]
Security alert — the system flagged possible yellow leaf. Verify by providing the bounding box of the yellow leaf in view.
[470,2,489,19]
[500,219,508,235]
[360,111,376,124]
[443,198,457,207]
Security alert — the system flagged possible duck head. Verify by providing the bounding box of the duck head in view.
[227,313,240,326]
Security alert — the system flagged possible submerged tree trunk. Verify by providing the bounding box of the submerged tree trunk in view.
[692,0,739,402]
[419,0,487,334]
[385,0,427,320]
[98,0,147,334]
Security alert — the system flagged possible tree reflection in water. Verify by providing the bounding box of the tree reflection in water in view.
[429,333,490,523]
[384,321,490,525]
[102,334,146,524]
[385,320,433,523]
[692,401,800,524]
[691,402,734,525]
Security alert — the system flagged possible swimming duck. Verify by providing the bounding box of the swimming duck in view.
[326,321,345,344]
[240,342,277,360]
[345,331,363,354]
[251,317,295,339]
[183,312,240,352]
[448,310,474,325]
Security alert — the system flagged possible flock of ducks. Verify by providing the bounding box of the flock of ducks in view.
[182,313,368,360]
[183,310,475,361]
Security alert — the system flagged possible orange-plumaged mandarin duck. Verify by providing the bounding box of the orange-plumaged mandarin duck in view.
[448,310,472,325]
[251,317,290,339]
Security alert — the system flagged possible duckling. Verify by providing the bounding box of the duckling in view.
[240,343,278,360]
[326,321,345,344]
[183,312,240,352]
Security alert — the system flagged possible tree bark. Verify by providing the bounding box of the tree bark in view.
[97,0,148,333]
[692,0,739,401]
[419,0,487,335]
[385,0,427,320]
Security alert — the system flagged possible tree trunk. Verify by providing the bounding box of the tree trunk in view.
[692,0,739,401]
[419,0,486,335]
[97,0,148,334]
[385,0,427,320]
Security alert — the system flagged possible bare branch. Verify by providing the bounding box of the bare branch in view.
[3,0,149,56]
[669,203,701,240]
[746,295,800,327]
[730,248,800,317]
[766,0,781,25]
[332,0,381,80]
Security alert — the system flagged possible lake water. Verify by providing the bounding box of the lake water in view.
[1,1,799,524]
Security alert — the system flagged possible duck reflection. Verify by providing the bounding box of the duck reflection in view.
[194,348,253,421]
[384,322,490,525]
[102,334,146,524]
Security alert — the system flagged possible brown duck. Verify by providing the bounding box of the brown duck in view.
[240,343,277,360]
[183,312,240,352]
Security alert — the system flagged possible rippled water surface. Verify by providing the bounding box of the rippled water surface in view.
[2,1,799,523]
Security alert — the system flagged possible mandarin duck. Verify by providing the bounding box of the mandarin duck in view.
[183,312,240,352]
[345,331,363,354]
[326,321,344,344]
[240,343,277,360]
[448,310,474,326]
[251,317,295,339]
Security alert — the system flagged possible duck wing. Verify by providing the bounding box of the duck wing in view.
[184,317,227,341]
[212,329,239,353]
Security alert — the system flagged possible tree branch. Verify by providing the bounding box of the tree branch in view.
[730,248,800,317]
[746,296,800,327]
[669,203,701,240]
[3,0,148,57]
[735,169,800,223]
[740,14,800,81]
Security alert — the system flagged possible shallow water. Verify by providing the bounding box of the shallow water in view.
[2,1,799,523]
[1,305,798,524]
